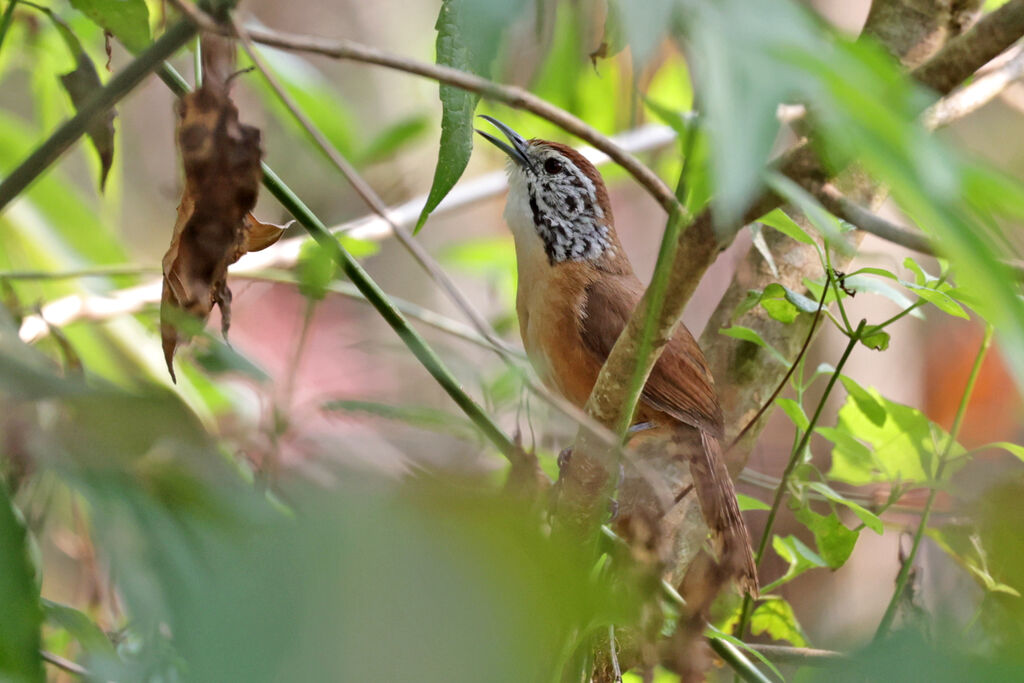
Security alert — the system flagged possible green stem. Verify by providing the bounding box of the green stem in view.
[736,319,866,638]
[260,164,516,458]
[0,19,197,211]
[873,324,993,641]
[613,126,696,438]
[0,1,17,55]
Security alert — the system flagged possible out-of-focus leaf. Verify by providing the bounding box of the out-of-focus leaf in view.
[842,274,925,319]
[191,337,269,382]
[822,386,964,486]
[417,0,527,233]
[763,535,826,591]
[41,599,117,659]
[719,325,788,365]
[37,7,116,191]
[0,482,44,683]
[296,240,337,301]
[737,493,770,512]
[69,0,149,53]
[357,114,430,165]
[750,597,808,647]
[806,481,883,534]
[830,630,1024,683]
[982,442,1024,462]
[324,399,481,442]
[608,0,675,68]
[249,46,359,161]
[793,507,858,569]
[776,397,809,432]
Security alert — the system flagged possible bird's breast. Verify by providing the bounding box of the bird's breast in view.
[515,258,603,408]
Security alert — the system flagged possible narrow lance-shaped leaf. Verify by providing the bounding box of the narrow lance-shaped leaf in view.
[38,7,116,190]
[416,0,527,233]
[415,0,481,234]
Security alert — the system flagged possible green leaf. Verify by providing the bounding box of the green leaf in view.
[0,482,44,683]
[324,400,482,442]
[904,283,969,319]
[41,599,117,659]
[69,0,150,53]
[823,385,964,486]
[838,375,886,427]
[762,534,826,591]
[719,325,788,365]
[860,329,890,351]
[750,597,809,647]
[842,274,923,318]
[776,397,809,432]
[793,506,858,569]
[737,494,770,512]
[982,441,1024,462]
[903,256,935,287]
[296,240,338,301]
[357,115,431,165]
[759,208,816,246]
[417,0,527,233]
[192,338,269,382]
[806,481,884,534]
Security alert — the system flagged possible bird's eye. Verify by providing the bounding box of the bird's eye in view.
[544,157,564,175]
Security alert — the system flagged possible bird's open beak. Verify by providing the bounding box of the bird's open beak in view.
[475,115,534,172]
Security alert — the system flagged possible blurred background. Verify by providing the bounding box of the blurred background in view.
[2,0,1023,680]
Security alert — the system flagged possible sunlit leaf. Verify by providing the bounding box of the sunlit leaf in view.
[737,493,770,512]
[793,506,858,569]
[822,386,963,486]
[750,597,808,647]
[762,534,826,591]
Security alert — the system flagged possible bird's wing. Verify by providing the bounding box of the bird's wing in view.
[579,275,724,437]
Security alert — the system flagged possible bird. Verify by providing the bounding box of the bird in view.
[475,115,758,600]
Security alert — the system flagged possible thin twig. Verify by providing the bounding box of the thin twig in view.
[873,324,994,641]
[726,271,830,453]
[174,4,678,212]
[924,45,1024,128]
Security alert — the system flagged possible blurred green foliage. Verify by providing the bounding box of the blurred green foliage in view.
[0,0,1022,680]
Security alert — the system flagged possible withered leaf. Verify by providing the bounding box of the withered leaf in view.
[160,77,283,382]
[60,54,115,190]
[41,7,115,190]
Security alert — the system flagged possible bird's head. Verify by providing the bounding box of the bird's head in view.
[476,116,622,269]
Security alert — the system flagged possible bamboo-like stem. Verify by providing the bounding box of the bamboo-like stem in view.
[0,19,197,210]
[873,324,993,641]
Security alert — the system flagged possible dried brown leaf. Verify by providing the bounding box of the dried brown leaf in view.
[159,64,268,381]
